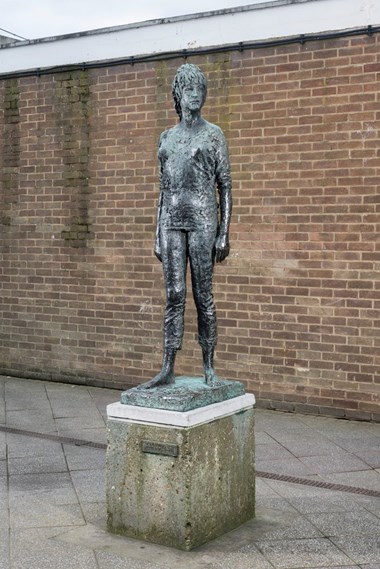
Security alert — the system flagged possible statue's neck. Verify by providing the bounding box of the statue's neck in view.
[181,109,203,129]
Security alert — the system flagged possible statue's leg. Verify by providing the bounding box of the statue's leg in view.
[201,345,222,386]
[136,348,176,389]
[137,229,187,389]
[162,229,187,356]
[188,228,220,385]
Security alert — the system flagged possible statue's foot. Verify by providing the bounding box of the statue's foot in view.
[136,371,175,390]
[204,368,223,387]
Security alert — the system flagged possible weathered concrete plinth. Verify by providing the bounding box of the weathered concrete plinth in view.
[106,386,255,551]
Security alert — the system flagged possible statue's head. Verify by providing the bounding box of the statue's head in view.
[172,63,207,120]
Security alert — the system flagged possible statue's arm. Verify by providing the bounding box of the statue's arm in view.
[154,133,165,263]
[215,131,232,263]
[154,188,163,262]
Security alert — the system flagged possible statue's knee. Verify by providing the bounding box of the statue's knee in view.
[195,292,215,314]
[167,286,186,308]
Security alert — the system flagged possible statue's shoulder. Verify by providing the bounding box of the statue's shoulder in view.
[204,120,226,140]
[159,125,179,144]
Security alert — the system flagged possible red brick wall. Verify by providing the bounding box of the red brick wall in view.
[0,33,379,420]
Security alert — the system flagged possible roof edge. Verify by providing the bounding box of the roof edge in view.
[0,0,320,48]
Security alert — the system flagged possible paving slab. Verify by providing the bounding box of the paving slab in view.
[255,478,281,498]
[331,535,380,565]
[9,472,79,505]
[257,496,299,514]
[4,392,51,415]
[56,415,105,432]
[6,435,64,460]
[81,501,107,528]
[0,476,8,495]
[276,440,341,457]
[355,452,380,468]
[320,470,380,492]
[256,537,354,569]
[252,432,275,445]
[0,497,9,529]
[59,522,277,569]
[353,495,380,516]
[5,410,57,434]
[299,452,371,474]
[10,501,85,529]
[45,383,94,397]
[205,546,274,569]
[10,527,99,569]
[51,404,98,419]
[255,443,298,462]
[290,494,370,515]
[299,415,377,435]
[330,436,380,453]
[253,508,323,540]
[62,445,106,471]
[0,529,10,569]
[0,402,5,425]
[47,395,99,416]
[70,468,106,503]
[7,453,68,476]
[257,424,317,441]
[0,433,6,459]
[95,549,173,569]
[257,458,316,477]
[304,510,380,537]
[56,427,107,444]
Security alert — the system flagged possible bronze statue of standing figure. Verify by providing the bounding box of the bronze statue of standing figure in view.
[138,63,232,389]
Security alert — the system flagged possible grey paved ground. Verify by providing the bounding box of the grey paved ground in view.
[0,374,379,569]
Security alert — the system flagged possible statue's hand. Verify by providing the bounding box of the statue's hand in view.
[215,233,230,263]
[154,239,162,262]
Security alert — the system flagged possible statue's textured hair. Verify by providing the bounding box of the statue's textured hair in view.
[172,63,207,120]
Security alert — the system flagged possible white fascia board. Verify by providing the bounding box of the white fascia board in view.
[0,0,379,75]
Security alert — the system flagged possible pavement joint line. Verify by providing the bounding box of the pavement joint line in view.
[257,470,380,498]
[1,425,379,499]
[0,424,106,449]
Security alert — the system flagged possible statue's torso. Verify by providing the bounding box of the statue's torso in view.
[158,121,224,231]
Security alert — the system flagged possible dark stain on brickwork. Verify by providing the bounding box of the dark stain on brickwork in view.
[0,79,20,231]
[155,60,173,133]
[205,53,232,136]
[55,71,92,248]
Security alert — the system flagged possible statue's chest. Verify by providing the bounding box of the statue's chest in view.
[160,133,215,168]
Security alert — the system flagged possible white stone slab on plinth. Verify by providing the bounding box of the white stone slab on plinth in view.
[107,393,255,427]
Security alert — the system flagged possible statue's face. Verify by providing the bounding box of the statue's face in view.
[180,79,205,114]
